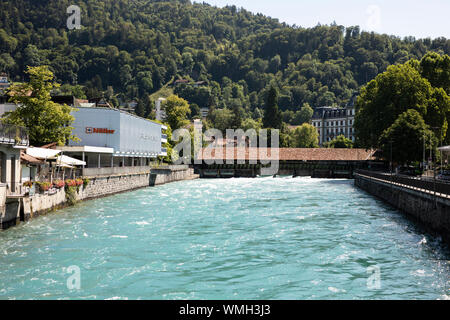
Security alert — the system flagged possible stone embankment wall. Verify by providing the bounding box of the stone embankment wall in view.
[354,173,450,243]
[150,165,198,186]
[1,165,198,229]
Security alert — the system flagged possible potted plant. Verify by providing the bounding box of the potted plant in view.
[54,180,65,189]
[65,179,77,187]
[23,180,33,188]
[36,181,52,193]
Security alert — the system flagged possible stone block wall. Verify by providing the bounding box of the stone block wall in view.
[355,174,450,243]
[1,166,198,229]
[150,167,198,186]
[77,173,151,200]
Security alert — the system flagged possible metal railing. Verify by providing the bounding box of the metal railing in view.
[0,122,29,146]
[355,169,450,196]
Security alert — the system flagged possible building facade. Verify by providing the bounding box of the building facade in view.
[65,106,167,169]
[311,95,356,145]
[0,73,10,94]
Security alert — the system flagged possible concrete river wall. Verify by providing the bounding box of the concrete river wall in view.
[0,165,198,229]
[354,172,450,243]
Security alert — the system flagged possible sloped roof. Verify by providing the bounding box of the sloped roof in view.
[26,147,61,159]
[198,148,376,161]
[20,152,44,164]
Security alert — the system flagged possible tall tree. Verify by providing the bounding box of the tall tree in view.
[164,94,191,130]
[419,52,450,94]
[355,61,450,148]
[324,135,354,148]
[292,123,319,148]
[263,86,282,129]
[379,109,436,165]
[230,101,243,129]
[2,66,78,146]
[293,103,314,125]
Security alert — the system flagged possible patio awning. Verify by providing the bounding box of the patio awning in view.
[56,155,86,166]
[20,152,45,165]
[438,146,450,152]
[26,147,61,159]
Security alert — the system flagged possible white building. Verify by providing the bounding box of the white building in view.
[311,95,356,145]
[64,106,167,171]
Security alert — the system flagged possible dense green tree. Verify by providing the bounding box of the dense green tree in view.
[419,52,450,94]
[0,0,449,120]
[292,103,314,125]
[2,66,78,146]
[323,135,354,148]
[163,94,191,130]
[230,101,244,129]
[135,99,146,118]
[263,86,282,129]
[242,118,262,132]
[379,109,436,165]
[211,108,233,132]
[292,123,319,148]
[355,59,450,148]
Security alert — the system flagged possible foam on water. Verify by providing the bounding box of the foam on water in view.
[0,178,449,299]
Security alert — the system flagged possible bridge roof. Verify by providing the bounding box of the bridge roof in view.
[198,148,376,161]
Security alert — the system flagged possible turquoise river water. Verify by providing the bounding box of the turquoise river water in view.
[0,177,449,299]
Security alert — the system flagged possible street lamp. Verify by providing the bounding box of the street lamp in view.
[430,126,442,208]
[389,140,393,186]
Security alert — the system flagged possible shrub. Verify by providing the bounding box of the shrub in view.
[82,178,90,188]
[65,186,78,206]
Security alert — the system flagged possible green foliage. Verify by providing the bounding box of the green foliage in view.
[355,55,450,148]
[1,0,448,121]
[379,109,436,164]
[263,86,282,129]
[2,66,78,146]
[135,94,153,118]
[419,52,450,94]
[210,107,233,132]
[292,123,319,148]
[82,178,90,188]
[323,135,354,148]
[292,103,314,125]
[65,186,78,206]
[164,94,191,130]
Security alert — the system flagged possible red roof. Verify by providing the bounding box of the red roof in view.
[20,152,44,165]
[198,148,376,161]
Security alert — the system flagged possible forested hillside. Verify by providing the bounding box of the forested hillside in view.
[1,0,449,122]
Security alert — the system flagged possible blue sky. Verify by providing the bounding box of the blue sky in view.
[201,0,450,39]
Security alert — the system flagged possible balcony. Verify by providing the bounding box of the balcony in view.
[0,123,29,147]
